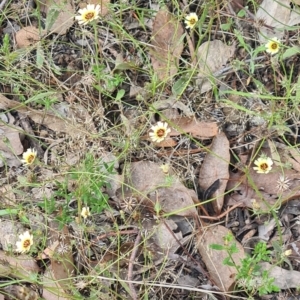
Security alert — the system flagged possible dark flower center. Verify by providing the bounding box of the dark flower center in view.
[157,129,165,137]
[260,163,268,170]
[85,12,95,20]
[271,43,278,50]
[23,239,30,248]
[27,154,35,164]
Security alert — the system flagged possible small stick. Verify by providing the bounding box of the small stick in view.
[127,231,141,300]
[199,203,243,220]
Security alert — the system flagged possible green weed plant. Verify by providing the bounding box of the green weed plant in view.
[210,233,280,297]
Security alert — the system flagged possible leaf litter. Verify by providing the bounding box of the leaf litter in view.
[1,0,300,298]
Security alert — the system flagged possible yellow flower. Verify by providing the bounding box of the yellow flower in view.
[81,207,91,219]
[149,122,171,143]
[16,231,33,253]
[284,249,292,257]
[185,13,198,29]
[251,199,261,210]
[265,37,280,55]
[160,164,170,174]
[253,156,273,174]
[21,148,37,165]
[75,4,101,25]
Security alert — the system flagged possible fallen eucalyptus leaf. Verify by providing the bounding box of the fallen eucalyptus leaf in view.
[150,9,184,81]
[197,225,245,291]
[199,133,230,214]
[196,40,235,93]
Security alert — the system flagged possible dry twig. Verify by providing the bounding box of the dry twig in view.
[127,231,141,300]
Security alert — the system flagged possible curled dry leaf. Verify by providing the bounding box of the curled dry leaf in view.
[199,132,230,214]
[15,26,40,48]
[196,40,235,93]
[150,9,184,81]
[197,225,245,291]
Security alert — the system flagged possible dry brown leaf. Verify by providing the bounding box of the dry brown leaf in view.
[289,5,300,26]
[0,184,16,205]
[0,94,94,137]
[169,117,218,139]
[140,218,185,265]
[79,0,110,16]
[143,218,182,253]
[0,150,22,168]
[42,268,70,300]
[121,161,167,195]
[0,250,40,279]
[248,166,300,196]
[258,218,277,241]
[256,0,300,35]
[285,146,300,172]
[0,122,23,155]
[151,137,178,148]
[117,161,197,216]
[15,26,40,48]
[196,40,235,93]
[226,142,300,208]
[256,0,291,41]
[45,221,74,294]
[148,186,198,216]
[142,117,218,147]
[150,9,184,81]
[101,152,122,198]
[226,177,278,210]
[227,169,300,209]
[0,220,29,251]
[260,262,300,289]
[197,225,245,291]
[152,97,194,118]
[199,132,230,214]
[40,0,74,35]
